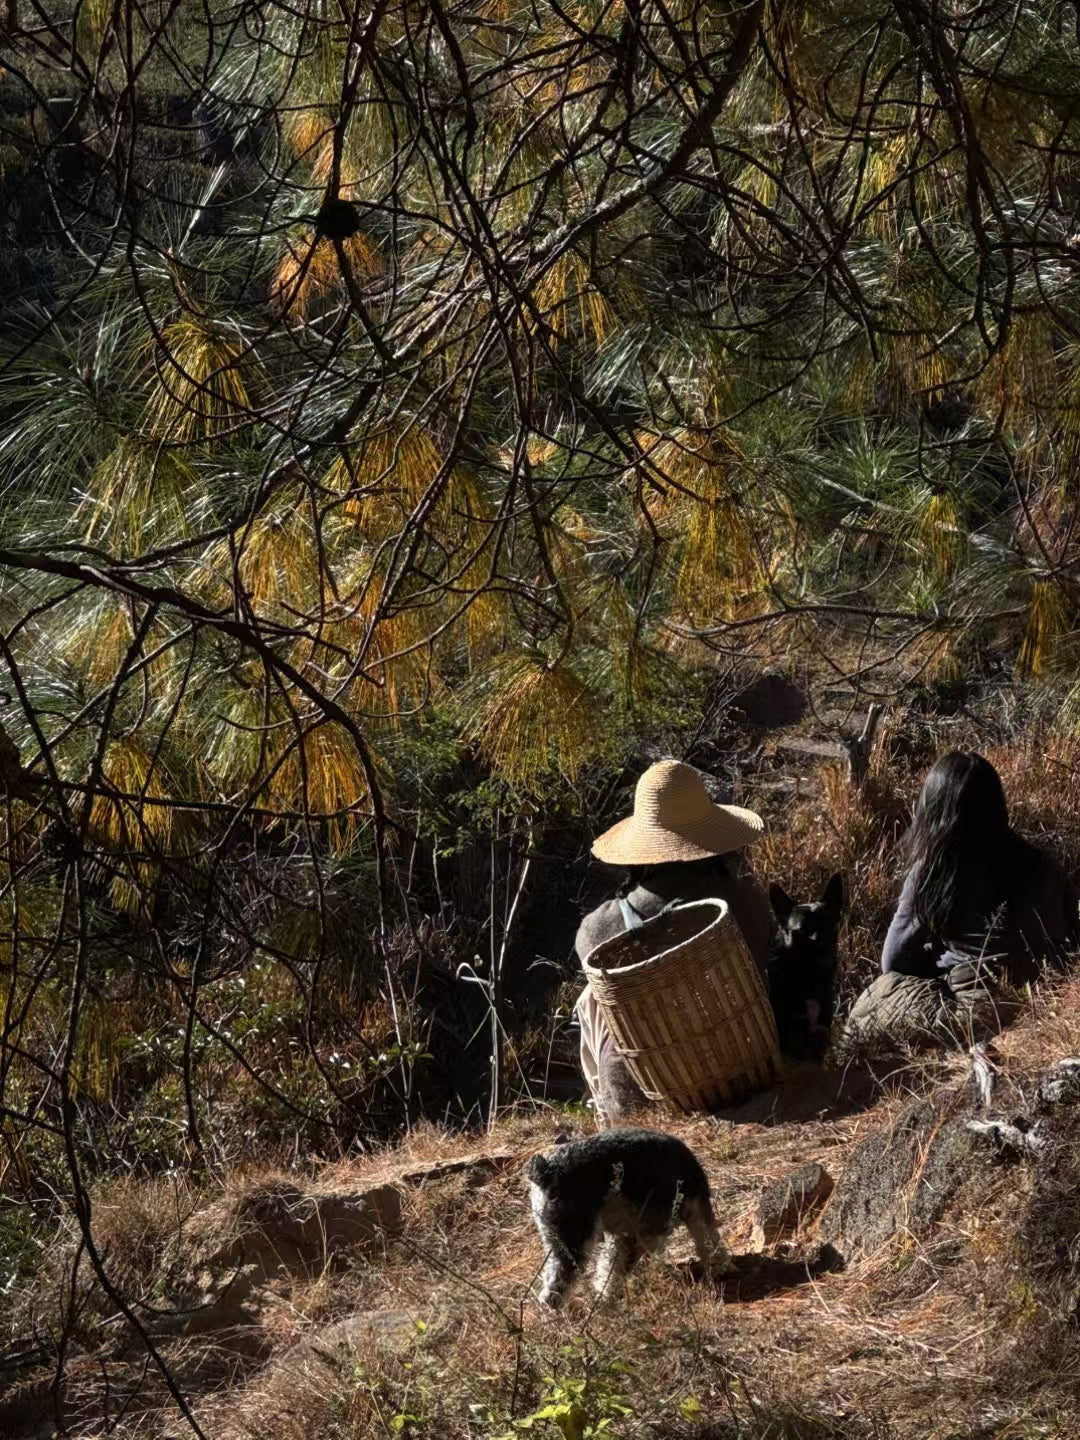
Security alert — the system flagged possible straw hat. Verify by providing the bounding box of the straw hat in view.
[592,760,764,866]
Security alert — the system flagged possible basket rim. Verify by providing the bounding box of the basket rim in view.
[581,895,732,978]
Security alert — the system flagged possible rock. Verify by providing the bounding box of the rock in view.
[841,966,1019,1056]
[190,1179,404,1279]
[398,1153,514,1186]
[1038,1057,1080,1106]
[732,674,807,729]
[750,1163,834,1250]
[141,1265,262,1345]
[966,1117,1049,1159]
[819,1100,976,1259]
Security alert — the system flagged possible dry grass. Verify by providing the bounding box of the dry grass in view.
[13,982,1080,1439]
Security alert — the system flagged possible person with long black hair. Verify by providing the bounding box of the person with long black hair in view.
[845,751,1079,1052]
[881,751,1079,986]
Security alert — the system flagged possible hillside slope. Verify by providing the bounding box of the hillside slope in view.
[6,982,1080,1440]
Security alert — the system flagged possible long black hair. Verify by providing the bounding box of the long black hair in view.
[905,751,1021,933]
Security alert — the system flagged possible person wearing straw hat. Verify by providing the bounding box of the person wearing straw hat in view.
[574,759,772,1124]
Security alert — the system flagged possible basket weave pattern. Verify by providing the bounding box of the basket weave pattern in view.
[582,898,780,1111]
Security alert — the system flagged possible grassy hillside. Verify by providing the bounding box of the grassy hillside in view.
[6,979,1080,1439]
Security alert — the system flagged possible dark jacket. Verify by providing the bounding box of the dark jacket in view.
[574,859,773,979]
[880,837,1079,986]
[574,857,773,1119]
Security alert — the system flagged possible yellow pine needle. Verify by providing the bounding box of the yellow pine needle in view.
[310,140,364,197]
[325,422,479,538]
[975,313,1055,430]
[77,439,194,551]
[674,483,762,624]
[73,998,119,1103]
[915,490,963,584]
[529,252,614,350]
[603,583,656,707]
[89,738,183,914]
[884,332,949,401]
[547,508,594,591]
[141,318,250,443]
[634,424,748,494]
[272,228,382,321]
[323,592,439,721]
[234,499,322,624]
[466,654,603,789]
[269,721,372,847]
[496,435,560,471]
[472,0,513,24]
[283,105,336,160]
[61,596,135,691]
[1018,580,1067,676]
[463,570,508,666]
[90,739,176,853]
[860,135,909,239]
[910,629,964,685]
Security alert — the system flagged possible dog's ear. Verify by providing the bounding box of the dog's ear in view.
[527,1152,552,1183]
[769,883,795,926]
[821,873,846,916]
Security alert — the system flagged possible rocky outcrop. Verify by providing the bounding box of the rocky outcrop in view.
[750,1162,834,1251]
[818,1100,977,1258]
[1037,1056,1080,1106]
[188,1179,404,1280]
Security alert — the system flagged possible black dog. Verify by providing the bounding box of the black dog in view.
[767,874,845,1062]
[526,1128,733,1308]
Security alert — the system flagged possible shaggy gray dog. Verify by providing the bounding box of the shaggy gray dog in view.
[526,1128,734,1308]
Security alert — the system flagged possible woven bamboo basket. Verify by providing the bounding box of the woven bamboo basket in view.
[582,898,780,1112]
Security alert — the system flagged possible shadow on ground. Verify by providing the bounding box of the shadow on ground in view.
[716,1062,882,1126]
[681,1244,845,1303]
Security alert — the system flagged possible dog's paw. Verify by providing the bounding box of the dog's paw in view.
[707,1251,739,1278]
[536,1287,563,1310]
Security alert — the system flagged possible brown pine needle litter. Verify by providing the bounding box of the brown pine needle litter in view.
[15,982,1080,1440]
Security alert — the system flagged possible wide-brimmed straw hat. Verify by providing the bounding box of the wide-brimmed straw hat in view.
[592,760,764,866]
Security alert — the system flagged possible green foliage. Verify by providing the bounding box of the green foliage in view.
[491,1344,635,1440]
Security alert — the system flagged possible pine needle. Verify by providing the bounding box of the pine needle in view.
[272,228,382,321]
[1018,580,1067,676]
[915,489,964,585]
[140,318,250,443]
[464,653,604,789]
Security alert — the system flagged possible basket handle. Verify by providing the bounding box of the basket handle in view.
[593,896,686,971]
[617,897,645,931]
